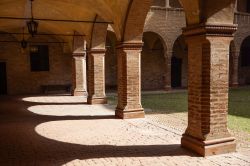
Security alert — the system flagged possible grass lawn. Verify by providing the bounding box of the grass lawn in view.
[107,87,250,133]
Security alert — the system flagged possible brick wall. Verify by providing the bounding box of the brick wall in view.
[142,34,165,90]
[105,4,188,90]
[0,34,72,94]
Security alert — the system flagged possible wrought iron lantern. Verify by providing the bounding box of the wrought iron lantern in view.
[27,0,38,37]
[27,20,38,37]
[21,39,28,49]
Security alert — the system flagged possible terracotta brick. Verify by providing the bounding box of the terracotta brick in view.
[87,49,107,104]
[115,43,145,119]
[181,24,237,156]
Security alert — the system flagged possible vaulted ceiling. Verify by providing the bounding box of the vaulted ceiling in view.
[0,0,130,44]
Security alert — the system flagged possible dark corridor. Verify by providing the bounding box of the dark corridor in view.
[0,62,7,95]
[171,57,182,88]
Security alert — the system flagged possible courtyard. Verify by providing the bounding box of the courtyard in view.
[0,88,249,165]
[0,0,250,164]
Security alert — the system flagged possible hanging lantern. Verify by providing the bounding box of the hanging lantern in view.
[21,39,28,49]
[27,19,38,37]
[27,0,38,37]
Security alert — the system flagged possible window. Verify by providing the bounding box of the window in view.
[30,45,49,71]
[247,1,250,13]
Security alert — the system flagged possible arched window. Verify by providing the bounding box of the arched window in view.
[240,36,250,67]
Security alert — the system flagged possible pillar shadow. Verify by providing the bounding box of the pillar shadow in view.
[0,95,198,166]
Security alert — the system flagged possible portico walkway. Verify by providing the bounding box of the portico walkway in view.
[0,95,249,166]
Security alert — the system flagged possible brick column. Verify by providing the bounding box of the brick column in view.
[87,49,107,104]
[230,51,239,87]
[72,53,88,96]
[181,24,237,156]
[116,42,144,119]
[164,51,172,90]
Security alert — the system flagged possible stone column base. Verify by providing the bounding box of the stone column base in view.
[72,90,88,96]
[115,108,145,119]
[87,97,107,104]
[181,134,236,156]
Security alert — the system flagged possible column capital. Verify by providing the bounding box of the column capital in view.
[88,48,106,54]
[183,23,237,38]
[72,52,86,58]
[116,42,143,50]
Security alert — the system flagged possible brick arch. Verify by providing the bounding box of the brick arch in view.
[143,31,167,52]
[179,0,236,25]
[237,32,250,51]
[171,35,188,88]
[89,16,108,49]
[122,0,153,42]
[240,36,250,66]
[172,35,187,59]
[141,31,167,90]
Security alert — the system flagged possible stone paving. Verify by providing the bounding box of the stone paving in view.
[0,95,249,166]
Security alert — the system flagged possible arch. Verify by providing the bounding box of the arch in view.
[122,0,153,42]
[238,36,250,85]
[143,11,171,51]
[171,35,187,88]
[90,16,108,49]
[240,36,250,67]
[143,31,167,51]
[141,31,166,90]
[105,30,118,91]
[179,0,236,25]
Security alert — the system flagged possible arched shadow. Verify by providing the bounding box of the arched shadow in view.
[0,95,197,166]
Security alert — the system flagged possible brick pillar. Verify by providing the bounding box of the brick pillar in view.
[164,51,172,90]
[116,42,144,119]
[230,51,239,87]
[181,24,237,156]
[87,49,107,104]
[72,53,88,96]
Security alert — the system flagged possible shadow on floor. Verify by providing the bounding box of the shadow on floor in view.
[0,95,197,166]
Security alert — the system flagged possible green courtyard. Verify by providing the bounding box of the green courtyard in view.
[108,86,250,133]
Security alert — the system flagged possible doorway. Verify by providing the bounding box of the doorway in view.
[0,62,7,95]
[171,56,182,88]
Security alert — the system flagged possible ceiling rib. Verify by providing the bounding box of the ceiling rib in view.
[0,32,85,37]
[0,41,66,43]
[0,16,113,24]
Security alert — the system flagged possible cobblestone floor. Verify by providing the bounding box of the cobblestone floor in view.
[0,95,249,166]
